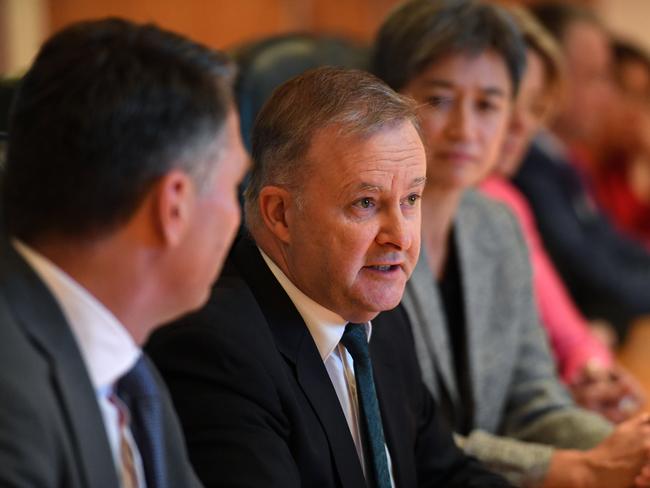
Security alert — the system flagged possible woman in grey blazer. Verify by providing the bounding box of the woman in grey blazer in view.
[372,1,650,487]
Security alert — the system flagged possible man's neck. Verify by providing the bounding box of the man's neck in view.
[28,236,155,345]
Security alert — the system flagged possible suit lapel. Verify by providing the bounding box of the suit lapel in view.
[371,319,410,488]
[455,192,497,428]
[233,239,366,488]
[0,241,119,488]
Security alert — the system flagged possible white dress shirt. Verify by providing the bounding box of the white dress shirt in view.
[261,250,395,487]
[13,240,146,487]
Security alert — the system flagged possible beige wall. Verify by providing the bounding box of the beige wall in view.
[2,0,47,75]
[597,0,650,52]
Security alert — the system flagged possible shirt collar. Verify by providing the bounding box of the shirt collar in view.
[259,248,371,361]
[13,239,140,389]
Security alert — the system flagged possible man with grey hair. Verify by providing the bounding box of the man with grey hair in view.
[147,67,512,487]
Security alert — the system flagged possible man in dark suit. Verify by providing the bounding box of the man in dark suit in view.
[0,18,247,487]
[147,67,511,487]
[514,140,650,338]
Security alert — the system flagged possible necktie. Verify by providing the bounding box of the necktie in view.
[108,393,139,488]
[341,323,391,488]
[116,356,167,488]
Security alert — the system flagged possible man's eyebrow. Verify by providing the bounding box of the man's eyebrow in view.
[349,176,426,193]
[410,176,427,188]
[357,182,383,192]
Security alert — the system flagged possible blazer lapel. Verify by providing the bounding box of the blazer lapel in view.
[403,249,459,405]
[233,239,367,488]
[0,242,119,488]
[371,327,411,488]
[455,192,499,429]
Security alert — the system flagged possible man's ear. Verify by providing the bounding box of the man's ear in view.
[258,186,293,244]
[155,170,196,247]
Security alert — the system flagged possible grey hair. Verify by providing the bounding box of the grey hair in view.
[244,66,420,226]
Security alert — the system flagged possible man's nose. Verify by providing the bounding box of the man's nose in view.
[376,207,413,250]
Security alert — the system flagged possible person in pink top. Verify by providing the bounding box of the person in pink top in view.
[479,6,643,423]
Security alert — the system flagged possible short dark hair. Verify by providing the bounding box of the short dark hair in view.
[612,38,650,74]
[245,66,419,224]
[529,2,601,43]
[3,18,235,242]
[372,0,526,95]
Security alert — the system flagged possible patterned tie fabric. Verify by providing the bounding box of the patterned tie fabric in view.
[341,323,391,488]
[108,393,139,488]
[116,356,167,488]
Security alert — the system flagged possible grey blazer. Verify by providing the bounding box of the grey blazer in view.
[0,238,201,488]
[403,190,612,487]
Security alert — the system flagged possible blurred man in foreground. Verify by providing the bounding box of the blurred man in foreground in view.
[0,18,247,487]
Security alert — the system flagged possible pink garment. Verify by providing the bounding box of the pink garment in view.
[480,176,613,383]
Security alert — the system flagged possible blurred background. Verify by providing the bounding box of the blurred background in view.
[0,0,646,77]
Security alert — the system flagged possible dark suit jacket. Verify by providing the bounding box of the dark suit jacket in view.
[513,141,650,337]
[0,238,201,488]
[146,237,512,487]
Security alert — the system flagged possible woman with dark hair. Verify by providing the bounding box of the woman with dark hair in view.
[373,1,650,486]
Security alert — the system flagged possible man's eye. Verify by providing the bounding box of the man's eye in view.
[403,194,421,206]
[355,198,374,209]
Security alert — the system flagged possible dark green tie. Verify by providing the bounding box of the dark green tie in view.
[341,323,391,488]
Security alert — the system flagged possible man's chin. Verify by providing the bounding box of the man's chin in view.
[344,296,404,324]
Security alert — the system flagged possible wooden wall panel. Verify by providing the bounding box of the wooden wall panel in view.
[47,0,599,53]
[311,0,401,41]
[49,0,309,50]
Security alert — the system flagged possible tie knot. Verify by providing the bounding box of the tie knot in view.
[341,322,369,364]
[116,356,159,402]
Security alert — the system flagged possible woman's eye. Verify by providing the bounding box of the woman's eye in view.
[477,99,498,112]
[427,95,452,108]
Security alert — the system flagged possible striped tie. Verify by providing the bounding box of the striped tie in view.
[108,393,139,488]
[341,323,391,488]
[116,356,167,488]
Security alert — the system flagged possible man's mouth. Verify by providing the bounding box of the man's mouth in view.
[367,264,400,272]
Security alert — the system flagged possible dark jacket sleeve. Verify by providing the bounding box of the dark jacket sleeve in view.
[415,381,515,487]
[373,306,514,488]
[145,287,302,488]
[513,143,650,334]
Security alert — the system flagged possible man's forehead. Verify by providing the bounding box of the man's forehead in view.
[352,175,427,193]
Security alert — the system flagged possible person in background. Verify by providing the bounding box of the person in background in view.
[0,18,248,488]
[373,1,650,486]
[147,66,513,487]
[480,5,644,424]
[589,39,650,248]
[513,2,650,340]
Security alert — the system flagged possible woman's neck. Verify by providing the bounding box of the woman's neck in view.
[420,184,463,279]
